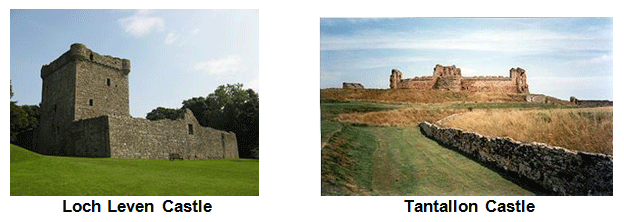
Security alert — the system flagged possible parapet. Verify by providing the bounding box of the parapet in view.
[41,43,130,78]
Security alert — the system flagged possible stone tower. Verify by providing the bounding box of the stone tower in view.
[38,43,130,156]
[432,64,462,91]
[510,67,529,94]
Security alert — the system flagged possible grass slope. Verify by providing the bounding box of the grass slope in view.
[10,144,258,196]
[320,123,534,196]
[367,126,534,196]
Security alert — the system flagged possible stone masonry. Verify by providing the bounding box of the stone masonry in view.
[419,122,612,196]
[342,82,365,89]
[390,64,529,94]
[33,43,238,159]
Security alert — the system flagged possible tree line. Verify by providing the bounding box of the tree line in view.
[10,82,40,148]
[146,83,259,159]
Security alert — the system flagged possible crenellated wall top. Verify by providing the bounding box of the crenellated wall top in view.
[41,43,130,78]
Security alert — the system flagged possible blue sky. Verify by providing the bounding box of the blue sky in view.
[10,9,259,118]
[321,18,613,100]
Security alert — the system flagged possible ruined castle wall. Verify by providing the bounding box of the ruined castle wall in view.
[107,109,238,159]
[401,77,434,89]
[419,122,613,196]
[433,76,462,91]
[70,116,110,157]
[461,77,517,93]
[343,82,365,89]
[570,97,613,107]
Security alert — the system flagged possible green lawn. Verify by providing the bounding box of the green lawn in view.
[321,122,535,196]
[10,144,259,196]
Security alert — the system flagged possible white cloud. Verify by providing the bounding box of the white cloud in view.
[194,55,242,74]
[582,54,613,65]
[164,31,179,45]
[321,28,611,55]
[118,10,164,38]
[245,69,259,93]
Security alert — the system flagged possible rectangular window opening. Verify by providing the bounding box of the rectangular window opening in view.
[188,124,194,135]
[107,78,111,86]
[89,99,93,106]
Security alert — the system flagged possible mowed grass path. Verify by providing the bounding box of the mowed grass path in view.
[367,126,534,196]
[11,144,258,196]
[322,123,534,196]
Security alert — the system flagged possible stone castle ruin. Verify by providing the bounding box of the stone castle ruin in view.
[390,64,529,94]
[31,43,238,159]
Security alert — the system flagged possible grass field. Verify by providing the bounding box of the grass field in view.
[10,144,259,196]
[320,88,611,195]
[321,123,535,196]
[440,107,613,155]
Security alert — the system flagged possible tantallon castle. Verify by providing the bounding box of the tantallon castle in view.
[390,64,529,94]
[31,43,238,159]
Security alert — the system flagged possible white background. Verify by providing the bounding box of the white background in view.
[2,0,622,221]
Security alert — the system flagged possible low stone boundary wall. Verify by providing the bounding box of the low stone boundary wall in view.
[419,122,613,196]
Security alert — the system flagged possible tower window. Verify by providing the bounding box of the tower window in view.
[90,53,94,61]
[89,99,93,106]
[188,124,194,135]
[53,104,57,112]
[107,78,111,86]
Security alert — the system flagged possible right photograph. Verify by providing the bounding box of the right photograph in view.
[320,17,613,196]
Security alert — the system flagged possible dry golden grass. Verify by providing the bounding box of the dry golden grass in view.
[338,108,460,126]
[440,107,613,155]
[321,88,530,104]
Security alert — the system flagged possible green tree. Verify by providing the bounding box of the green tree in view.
[146,107,184,121]
[147,83,259,159]
[183,83,259,159]
[10,82,40,146]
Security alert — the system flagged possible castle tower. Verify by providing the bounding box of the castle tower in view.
[432,64,462,91]
[510,67,528,94]
[38,43,130,155]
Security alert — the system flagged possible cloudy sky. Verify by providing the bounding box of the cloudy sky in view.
[321,17,613,100]
[10,9,258,117]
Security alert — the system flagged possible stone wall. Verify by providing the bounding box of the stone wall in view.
[570,96,613,107]
[71,116,110,157]
[343,82,365,89]
[108,109,238,159]
[34,43,238,160]
[401,77,434,89]
[419,122,613,196]
[39,56,77,156]
[390,64,529,94]
[74,49,130,121]
[461,77,517,93]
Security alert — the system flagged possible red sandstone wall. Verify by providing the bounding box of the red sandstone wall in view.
[461,78,517,93]
[401,78,434,89]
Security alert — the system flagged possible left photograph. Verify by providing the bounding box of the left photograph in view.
[10,9,259,196]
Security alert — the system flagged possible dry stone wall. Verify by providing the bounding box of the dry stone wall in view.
[419,122,613,196]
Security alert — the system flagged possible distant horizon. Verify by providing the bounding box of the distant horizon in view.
[320,17,613,101]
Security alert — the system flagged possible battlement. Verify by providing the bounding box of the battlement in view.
[41,43,130,78]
